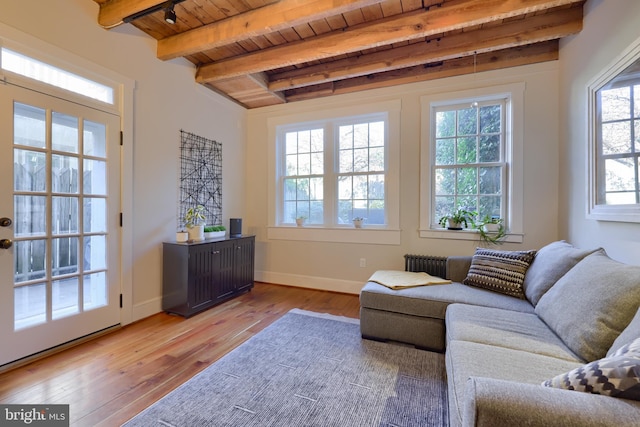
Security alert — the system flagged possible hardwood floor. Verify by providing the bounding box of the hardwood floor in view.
[0,283,360,426]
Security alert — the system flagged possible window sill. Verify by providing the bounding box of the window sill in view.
[419,228,524,243]
[587,204,640,223]
[267,226,401,245]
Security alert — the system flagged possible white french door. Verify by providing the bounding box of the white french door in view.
[0,82,121,366]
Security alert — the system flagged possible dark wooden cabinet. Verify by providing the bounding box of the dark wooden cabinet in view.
[162,235,255,317]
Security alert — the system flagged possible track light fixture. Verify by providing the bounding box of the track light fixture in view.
[164,5,177,24]
[122,0,185,24]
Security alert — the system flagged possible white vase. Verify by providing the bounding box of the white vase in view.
[447,219,463,230]
[482,223,501,233]
[353,219,363,228]
[176,231,189,243]
[296,218,305,227]
[188,225,205,242]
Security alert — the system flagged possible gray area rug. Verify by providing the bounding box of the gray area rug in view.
[123,309,448,426]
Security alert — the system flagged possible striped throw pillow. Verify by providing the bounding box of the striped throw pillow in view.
[463,248,537,298]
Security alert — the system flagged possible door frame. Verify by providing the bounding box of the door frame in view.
[1,22,135,326]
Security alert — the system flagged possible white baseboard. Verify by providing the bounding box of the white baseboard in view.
[131,297,163,323]
[256,270,364,295]
[128,274,362,325]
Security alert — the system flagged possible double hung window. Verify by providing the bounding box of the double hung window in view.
[279,114,388,226]
[588,44,640,222]
[269,100,401,244]
[594,62,640,205]
[420,83,525,241]
[432,100,506,226]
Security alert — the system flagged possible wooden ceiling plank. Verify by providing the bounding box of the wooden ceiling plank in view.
[278,28,303,43]
[179,0,217,24]
[342,9,366,26]
[323,14,349,30]
[195,0,583,84]
[379,0,405,17]
[360,3,385,21]
[268,6,582,91]
[401,0,425,13]
[292,23,317,39]
[157,0,386,60]
[285,41,559,102]
[307,18,334,35]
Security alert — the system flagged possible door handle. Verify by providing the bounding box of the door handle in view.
[0,239,12,249]
[0,217,11,227]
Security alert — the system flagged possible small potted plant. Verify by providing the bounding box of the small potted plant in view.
[296,216,306,227]
[438,208,476,230]
[204,225,226,239]
[475,215,506,245]
[352,217,365,228]
[184,204,206,242]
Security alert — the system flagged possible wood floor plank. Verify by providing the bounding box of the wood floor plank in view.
[0,283,361,427]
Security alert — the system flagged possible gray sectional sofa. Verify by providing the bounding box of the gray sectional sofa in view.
[359,241,640,427]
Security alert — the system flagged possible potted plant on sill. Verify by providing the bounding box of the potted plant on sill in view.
[204,225,226,239]
[352,217,365,228]
[184,204,206,242]
[438,208,476,230]
[296,216,306,227]
[475,215,507,245]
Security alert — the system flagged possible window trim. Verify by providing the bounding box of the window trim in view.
[267,99,401,245]
[1,47,115,105]
[587,35,640,223]
[0,38,120,114]
[419,83,525,242]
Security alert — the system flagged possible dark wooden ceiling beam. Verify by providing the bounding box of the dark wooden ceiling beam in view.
[157,0,386,60]
[284,41,560,102]
[195,0,584,84]
[269,6,582,91]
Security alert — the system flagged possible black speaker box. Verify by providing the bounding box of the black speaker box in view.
[230,218,242,237]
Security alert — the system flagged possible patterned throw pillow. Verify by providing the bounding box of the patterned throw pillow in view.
[542,337,640,401]
[462,248,537,298]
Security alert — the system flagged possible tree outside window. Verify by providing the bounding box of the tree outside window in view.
[432,100,506,228]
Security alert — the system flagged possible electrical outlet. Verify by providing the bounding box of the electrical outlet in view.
[359,258,366,268]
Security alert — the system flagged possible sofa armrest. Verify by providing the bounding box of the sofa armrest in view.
[463,376,640,427]
[446,256,472,282]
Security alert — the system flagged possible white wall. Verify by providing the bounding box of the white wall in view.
[559,0,640,265]
[1,0,246,321]
[247,61,562,294]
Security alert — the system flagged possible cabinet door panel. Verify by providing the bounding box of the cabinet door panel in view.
[234,238,255,290]
[216,241,236,300]
[188,244,215,310]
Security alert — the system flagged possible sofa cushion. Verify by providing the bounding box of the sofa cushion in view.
[535,250,640,362]
[523,241,600,306]
[446,304,579,361]
[462,248,537,299]
[360,281,535,321]
[446,340,582,427]
[608,307,640,357]
[542,337,640,401]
